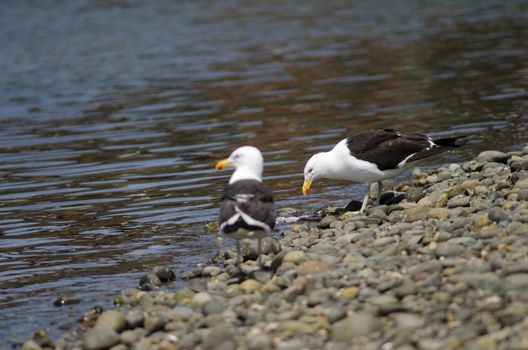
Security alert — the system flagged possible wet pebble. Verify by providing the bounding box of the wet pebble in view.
[318,216,337,229]
[21,341,42,350]
[152,266,176,282]
[139,273,162,290]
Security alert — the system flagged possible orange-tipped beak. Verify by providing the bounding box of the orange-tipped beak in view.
[302,178,312,195]
[215,159,231,170]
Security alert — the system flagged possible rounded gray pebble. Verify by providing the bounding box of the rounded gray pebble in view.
[248,334,273,350]
[82,328,120,350]
[488,207,510,222]
[436,243,465,257]
[325,307,347,323]
[202,299,226,315]
[125,309,144,329]
[177,334,200,349]
[447,195,471,207]
[331,312,381,341]
[477,150,509,163]
[203,325,235,350]
[277,339,306,350]
[119,330,140,345]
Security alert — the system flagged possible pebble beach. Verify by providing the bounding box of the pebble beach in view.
[21,145,528,350]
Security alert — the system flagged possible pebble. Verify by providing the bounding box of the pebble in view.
[202,299,226,315]
[325,307,347,323]
[503,273,528,290]
[125,309,144,329]
[139,273,162,290]
[318,216,337,229]
[119,330,141,345]
[470,335,497,350]
[518,189,528,201]
[143,315,166,334]
[435,243,465,257]
[427,208,450,220]
[277,339,306,350]
[296,260,331,276]
[282,250,306,264]
[175,334,199,349]
[488,207,510,222]
[202,325,235,350]
[110,344,128,350]
[405,187,425,202]
[191,292,212,309]
[203,265,222,277]
[451,273,499,290]
[514,178,528,189]
[393,312,424,330]
[247,333,273,350]
[403,206,428,222]
[472,214,492,231]
[340,286,359,299]
[447,195,471,207]
[95,310,126,332]
[152,266,176,282]
[240,279,262,293]
[20,341,42,350]
[477,150,509,163]
[331,312,381,341]
[82,328,120,350]
[32,330,54,348]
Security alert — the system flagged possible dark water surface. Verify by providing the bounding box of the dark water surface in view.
[1,0,528,345]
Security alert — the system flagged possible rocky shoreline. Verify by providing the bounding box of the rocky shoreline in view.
[22,146,528,350]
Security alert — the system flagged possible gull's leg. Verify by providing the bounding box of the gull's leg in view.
[236,239,241,269]
[359,183,371,213]
[257,238,262,266]
[375,180,383,206]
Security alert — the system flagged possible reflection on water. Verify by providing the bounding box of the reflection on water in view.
[1,0,528,345]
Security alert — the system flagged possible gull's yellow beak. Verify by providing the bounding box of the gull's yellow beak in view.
[215,159,231,170]
[302,178,312,196]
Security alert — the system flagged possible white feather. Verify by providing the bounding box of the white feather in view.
[310,139,407,183]
[234,206,271,233]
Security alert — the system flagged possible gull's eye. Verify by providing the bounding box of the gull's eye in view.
[308,167,313,173]
[233,154,240,159]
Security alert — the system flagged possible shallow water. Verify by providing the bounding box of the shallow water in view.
[1,0,528,346]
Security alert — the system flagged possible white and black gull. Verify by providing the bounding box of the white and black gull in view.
[302,128,466,212]
[215,146,276,267]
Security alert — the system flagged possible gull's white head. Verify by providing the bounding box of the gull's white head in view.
[302,152,326,195]
[215,146,263,183]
